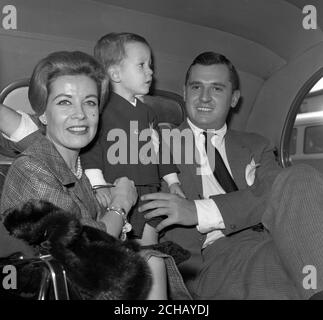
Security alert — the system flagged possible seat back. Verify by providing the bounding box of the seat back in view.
[0,78,33,114]
[142,90,185,130]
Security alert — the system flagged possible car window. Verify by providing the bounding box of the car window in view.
[289,128,297,156]
[281,69,323,173]
[304,125,323,154]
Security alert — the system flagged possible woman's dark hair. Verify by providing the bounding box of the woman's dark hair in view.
[185,51,240,92]
[28,51,109,115]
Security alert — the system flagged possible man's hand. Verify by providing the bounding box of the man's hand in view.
[139,193,198,232]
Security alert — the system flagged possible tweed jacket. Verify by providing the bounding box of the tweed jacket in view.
[0,135,105,231]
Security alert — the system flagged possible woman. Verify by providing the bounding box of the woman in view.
[0,51,136,238]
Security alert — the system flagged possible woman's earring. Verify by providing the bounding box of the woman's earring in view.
[39,114,47,125]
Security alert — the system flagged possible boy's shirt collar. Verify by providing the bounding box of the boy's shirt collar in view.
[111,91,137,107]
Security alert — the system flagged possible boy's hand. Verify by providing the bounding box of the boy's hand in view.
[94,188,111,208]
[110,177,138,213]
[169,183,186,198]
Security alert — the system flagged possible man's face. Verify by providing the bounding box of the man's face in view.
[184,63,240,130]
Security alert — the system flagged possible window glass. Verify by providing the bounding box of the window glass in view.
[281,70,323,173]
[289,128,297,155]
[304,125,323,154]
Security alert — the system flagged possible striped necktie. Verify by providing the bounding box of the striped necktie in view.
[202,131,238,193]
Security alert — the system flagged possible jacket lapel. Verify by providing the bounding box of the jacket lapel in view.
[225,131,251,189]
[23,136,93,210]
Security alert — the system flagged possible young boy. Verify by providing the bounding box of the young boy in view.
[81,33,184,245]
[80,33,185,299]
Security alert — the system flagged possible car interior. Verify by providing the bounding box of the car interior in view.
[1,0,323,300]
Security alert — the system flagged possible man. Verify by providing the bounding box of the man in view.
[139,52,323,299]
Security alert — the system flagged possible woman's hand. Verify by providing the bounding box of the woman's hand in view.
[110,177,137,214]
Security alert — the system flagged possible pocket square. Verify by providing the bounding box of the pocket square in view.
[245,158,260,186]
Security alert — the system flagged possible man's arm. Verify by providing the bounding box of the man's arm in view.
[0,104,41,153]
[140,134,282,234]
[0,104,22,136]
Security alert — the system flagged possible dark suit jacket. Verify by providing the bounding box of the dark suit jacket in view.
[161,120,282,282]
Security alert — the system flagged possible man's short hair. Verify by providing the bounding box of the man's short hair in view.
[185,51,240,91]
[94,32,151,72]
[28,51,108,115]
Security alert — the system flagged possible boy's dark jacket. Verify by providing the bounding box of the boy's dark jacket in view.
[81,92,178,186]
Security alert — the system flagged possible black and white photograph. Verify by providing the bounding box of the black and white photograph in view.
[0,0,323,306]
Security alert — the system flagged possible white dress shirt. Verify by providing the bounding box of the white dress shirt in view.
[187,119,235,248]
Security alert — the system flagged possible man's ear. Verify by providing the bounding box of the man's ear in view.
[108,65,121,83]
[39,113,47,125]
[231,90,240,109]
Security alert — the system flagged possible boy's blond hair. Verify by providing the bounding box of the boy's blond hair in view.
[94,32,151,73]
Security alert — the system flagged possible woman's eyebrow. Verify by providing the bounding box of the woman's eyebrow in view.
[52,94,98,101]
[52,93,72,101]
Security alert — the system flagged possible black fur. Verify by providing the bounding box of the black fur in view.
[3,200,152,300]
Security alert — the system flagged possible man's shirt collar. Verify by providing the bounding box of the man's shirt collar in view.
[187,118,227,141]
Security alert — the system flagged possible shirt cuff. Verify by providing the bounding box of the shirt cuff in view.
[84,169,107,187]
[2,111,38,142]
[163,173,180,187]
[195,199,225,234]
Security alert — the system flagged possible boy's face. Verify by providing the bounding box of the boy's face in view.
[115,41,153,101]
